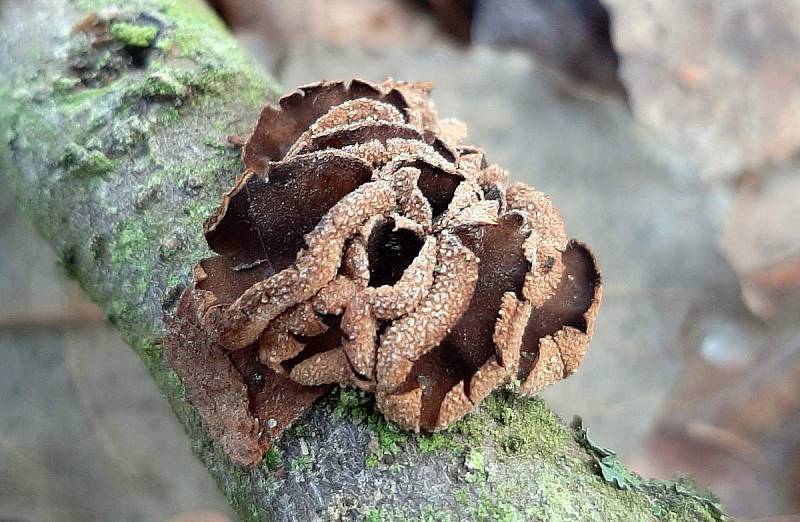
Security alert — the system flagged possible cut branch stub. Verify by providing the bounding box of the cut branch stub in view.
[164,78,602,465]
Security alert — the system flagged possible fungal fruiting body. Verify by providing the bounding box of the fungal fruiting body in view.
[165,79,602,466]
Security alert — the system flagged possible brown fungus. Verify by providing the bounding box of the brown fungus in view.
[165,79,602,465]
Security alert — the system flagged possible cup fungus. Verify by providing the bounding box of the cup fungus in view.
[165,79,602,466]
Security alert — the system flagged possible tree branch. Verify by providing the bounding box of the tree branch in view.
[0,0,726,519]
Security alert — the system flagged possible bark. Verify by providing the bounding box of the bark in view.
[0,0,727,520]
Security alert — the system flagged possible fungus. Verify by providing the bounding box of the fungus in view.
[165,79,602,465]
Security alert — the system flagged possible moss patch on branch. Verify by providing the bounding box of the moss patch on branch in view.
[323,387,727,521]
[110,21,158,47]
[61,143,115,177]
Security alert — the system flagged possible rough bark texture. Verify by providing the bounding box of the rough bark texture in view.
[0,0,727,520]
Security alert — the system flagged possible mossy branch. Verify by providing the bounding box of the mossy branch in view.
[0,0,726,520]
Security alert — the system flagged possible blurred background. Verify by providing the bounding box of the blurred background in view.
[2,0,799,520]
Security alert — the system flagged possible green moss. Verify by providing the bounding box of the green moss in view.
[80,150,114,176]
[365,507,398,522]
[375,424,407,456]
[57,83,119,112]
[464,448,488,484]
[102,219,155,327]
[132,71,188,100]
[76,0,279,111]
[327,387,728,520]
[419,507,457,522]
[415,432,462,455]
[110,21,158,48]
[161,106,180,124]
[455,390,573,458]
[107,0,273,103]
[394,390,728,521]
[110,220,149,266]
[61,143,115,177]
[183,200,215,222]
[52,77,81,94]
[290,455,314,474]
[467,487,531,522]
[365,454,381,469]
[573,418,728,521]
[329,387,409,457]
[264,447,284,472]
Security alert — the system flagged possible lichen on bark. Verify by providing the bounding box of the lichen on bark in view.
[0,0,728,520]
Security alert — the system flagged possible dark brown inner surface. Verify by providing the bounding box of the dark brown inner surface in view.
[283,314,344,374]
[242,81,409,165]
[445,213,530,371]
[404,346,469,430]
[399,214,530,429]
[414,160,461,217]
[304,122,422,154]
[518,241,600,376]
[205,153,372,271]
[165,293,264,465]
[366,218,425,287]
[195,255,270,303]
[195,253,331,449]
[425,134,457,163]
[229,345,329,447]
